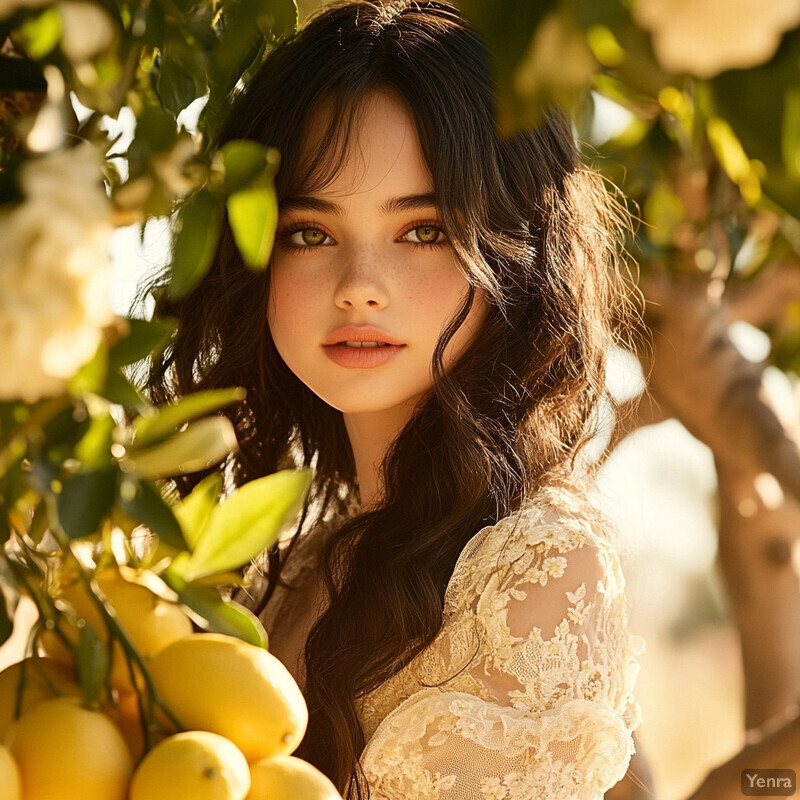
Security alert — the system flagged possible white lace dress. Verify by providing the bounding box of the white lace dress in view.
[258,487,644,800]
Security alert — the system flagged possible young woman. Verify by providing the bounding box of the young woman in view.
[146,1,644,797]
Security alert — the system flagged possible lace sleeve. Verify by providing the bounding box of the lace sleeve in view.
[360,526,643,800]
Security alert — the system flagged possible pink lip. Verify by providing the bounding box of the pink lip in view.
[323,343,404,369]
[322,326,404,346]
[322,326,406,369]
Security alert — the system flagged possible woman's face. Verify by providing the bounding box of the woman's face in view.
[268,91,485,421]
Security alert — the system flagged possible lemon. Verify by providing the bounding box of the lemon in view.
[247,755,342,800]
[0,744,22,800]
[130,731,250,800]
[148,633,308,762]
[0,657,79,739]
[5,696,132,800]
[40,568,193,691]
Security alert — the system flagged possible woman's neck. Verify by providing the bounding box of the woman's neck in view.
[343,405,414,510]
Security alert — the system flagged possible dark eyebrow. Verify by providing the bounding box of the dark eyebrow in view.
[279,192,438,216]
[279,196,341,215]
[380,192,437,215]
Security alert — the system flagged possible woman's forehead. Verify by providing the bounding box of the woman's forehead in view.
[289,89,433,199]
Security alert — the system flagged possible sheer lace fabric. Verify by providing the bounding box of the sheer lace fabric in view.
[358,489,644,799]
[250,487,643,799]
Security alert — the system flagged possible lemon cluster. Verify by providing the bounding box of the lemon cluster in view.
[0,572,341,800]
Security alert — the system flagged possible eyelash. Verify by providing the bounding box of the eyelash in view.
[275,219,449,253]
[401,220,449,250]
[275,221,332,253]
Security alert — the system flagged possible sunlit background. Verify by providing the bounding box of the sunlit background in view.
[3,1,800,794]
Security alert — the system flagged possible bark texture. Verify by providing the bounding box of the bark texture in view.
[628,267,800,799]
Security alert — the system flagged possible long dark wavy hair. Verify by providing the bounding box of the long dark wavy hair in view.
[143,1,637,796]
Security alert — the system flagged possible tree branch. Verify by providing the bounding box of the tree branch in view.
[638,274,800,505]
[728,261,800,328]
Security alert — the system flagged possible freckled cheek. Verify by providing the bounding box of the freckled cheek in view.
[266,270,313,341]
[403,270,475,332]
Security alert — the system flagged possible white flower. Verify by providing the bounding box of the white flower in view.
[543,555,567,580]
[58,2,116,63]
[0,144,115,402]
[634,0,800,78]
[479,775,507,800]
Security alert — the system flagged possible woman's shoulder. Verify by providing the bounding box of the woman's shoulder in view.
[444,482,623,608]
[466,482,616,560]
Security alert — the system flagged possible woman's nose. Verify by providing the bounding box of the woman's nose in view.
[333,249,389,310]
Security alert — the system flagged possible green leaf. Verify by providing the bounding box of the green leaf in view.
[41,404,92,451]
[28,500,50,545]
[782,86,800,181]
[458,0,556,132]
[76,621,109,709]
[157,40,209,117]
[0,401,22,448]
[174,472,223,550]
[4,459,32,511]
[219,140,279,194]
[168,190,222,300]
[257,0,297,41]
[180,468,311,581]
[227,178,278,269]
[707,117,752,183]
[103,370,148,410]
[142,0,165,49]
[135,103,178,152]
[127,417,237,479]
[108,317,178,369]
[707,116,761,206]
[571,0,630,29]
[74,412,116,471]
[163,571,268,647]
[133,387,245,447]
[20,8,62,59]
[207,0,268,96]
[118,478,186,549]
[713,28,800,217]
[57,468,117,539]
[69,344,109,397]
[643,182,684,247]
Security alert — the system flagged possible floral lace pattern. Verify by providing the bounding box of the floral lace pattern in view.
[248,486,643,799]
[358,487,644,799]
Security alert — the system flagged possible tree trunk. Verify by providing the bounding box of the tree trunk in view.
[634,269,800,800]
[641,274,800,504]
[716,456,800,729]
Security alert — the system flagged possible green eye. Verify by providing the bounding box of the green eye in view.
[301,229,327,246]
